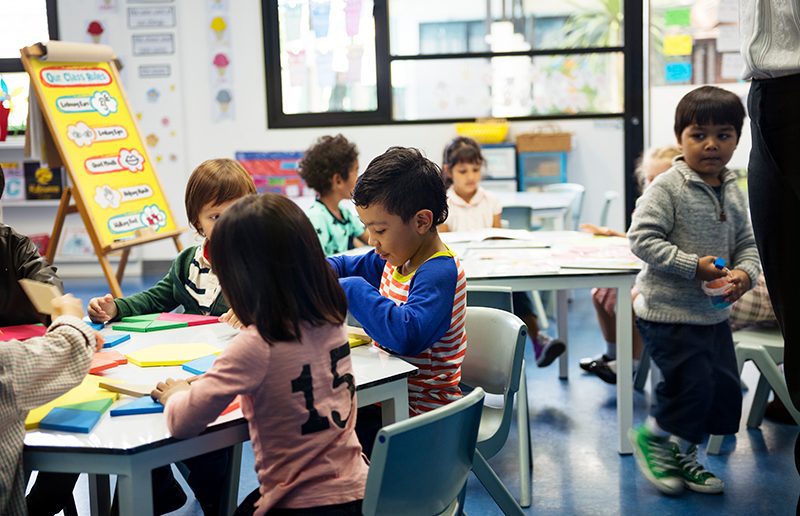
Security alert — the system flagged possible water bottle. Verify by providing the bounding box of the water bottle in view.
[701,257,731,309]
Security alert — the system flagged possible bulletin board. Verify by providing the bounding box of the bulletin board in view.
[21,41,183,297]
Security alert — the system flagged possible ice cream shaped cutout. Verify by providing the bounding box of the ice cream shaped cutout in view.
[87,21,104,44]
[216,89,232,112]
[210,16,227,41]
[213,53,230,76]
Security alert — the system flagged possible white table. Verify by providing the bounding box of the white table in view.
[492,191,576,231]
[453,231,639,455]
[24,323,416,516]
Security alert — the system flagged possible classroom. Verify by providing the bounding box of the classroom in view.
[0,1,797,515]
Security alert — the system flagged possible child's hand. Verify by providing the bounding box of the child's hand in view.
[580,223,624,237]
[151,377,191,405]
[219,309,243,329]
[695,256,729,281]
[88,294,118,323]
[94,332,105,352]
[723,269,752,304]
[51,294,84,319]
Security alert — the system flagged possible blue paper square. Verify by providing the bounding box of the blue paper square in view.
[181,354,217,375]
[40,408,103,433]
[110,396,164,416]
[665,62,692,83]
[102,333,131,348]
[88,322,105,331]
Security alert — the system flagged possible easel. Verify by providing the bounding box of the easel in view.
[21,42,184,297]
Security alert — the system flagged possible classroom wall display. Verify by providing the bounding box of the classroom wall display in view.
[0,161,25,201]
[208,0,235,121]
[23,162,64,200]
[235,151,307,197]
[24,55,178,245]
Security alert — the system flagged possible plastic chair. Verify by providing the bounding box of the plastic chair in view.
[465,287,533,507]
[460,306,528,515]
[543,183,585,231]
[501,205,534,231]
[362,387,486,516]
[599,190,619,227]
[707,327,799,454]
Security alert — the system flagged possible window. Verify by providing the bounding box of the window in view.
[262,0,626,128]
[0,0,58,134]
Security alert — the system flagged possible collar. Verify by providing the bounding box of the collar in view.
[201,239,212,265]
[315,198,349,225]
[447,186,487,207]
[672,156,736,185]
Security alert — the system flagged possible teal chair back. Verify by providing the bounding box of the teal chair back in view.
[362,387,486,516]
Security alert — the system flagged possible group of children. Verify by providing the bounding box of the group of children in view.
[0,84,779,515]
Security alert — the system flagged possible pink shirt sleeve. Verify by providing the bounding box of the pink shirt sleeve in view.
[164,328,269,438]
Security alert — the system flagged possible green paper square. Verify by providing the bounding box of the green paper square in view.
[665,7,690,26]
[120,313,161,322]
[112,321,152,332]
[143,320,188,332]
[60,398,114,413]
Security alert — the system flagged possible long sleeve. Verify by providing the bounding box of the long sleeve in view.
[164,329,270,438]
[114,263,181,319]
[13,233,63,292]
[340,257,458,356]
[628,181,698,279]
[6,316,95,413]
[327,251,385,289]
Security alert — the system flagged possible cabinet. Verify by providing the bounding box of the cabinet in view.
[481,143,518,193]
[517,151,568,190]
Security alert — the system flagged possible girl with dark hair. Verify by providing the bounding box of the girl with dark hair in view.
[152,193,367,516]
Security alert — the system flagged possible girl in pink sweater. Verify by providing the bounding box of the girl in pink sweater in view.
[152,193,368,516]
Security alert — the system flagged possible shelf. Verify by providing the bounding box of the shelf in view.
[0,136,26,150]
[1,200,61,207]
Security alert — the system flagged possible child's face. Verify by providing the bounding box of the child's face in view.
[642,158,673,190]
[356,202,428,268]
[450,161,482,198]
[197,198,239,240]
[678,122,738,184]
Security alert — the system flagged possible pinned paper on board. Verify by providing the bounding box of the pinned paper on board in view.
[663,34,693,56]
[665,62,693,83]
[664,7,691,27]
[125,342,222,367]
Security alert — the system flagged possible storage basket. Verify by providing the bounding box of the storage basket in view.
[454,118,509,144]
[516,126,572,152]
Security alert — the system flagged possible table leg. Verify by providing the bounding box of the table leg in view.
[116,467,153,516]
[221,444,243,515]
[380,383,409,425]
[616,283,633,454]
[88,474,111,516]
[557,290,569,379]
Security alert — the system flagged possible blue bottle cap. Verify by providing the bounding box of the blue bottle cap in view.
[713,257,727,269]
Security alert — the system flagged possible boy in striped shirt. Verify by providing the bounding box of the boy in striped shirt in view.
[328,146,467,423]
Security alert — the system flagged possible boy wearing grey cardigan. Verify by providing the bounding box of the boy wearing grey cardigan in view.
[627,86,761,496]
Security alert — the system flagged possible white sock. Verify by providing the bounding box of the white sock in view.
[645,416,670,438]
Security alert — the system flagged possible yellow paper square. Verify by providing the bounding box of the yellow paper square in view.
[126,343,222,367]
[26,375,119,430]
[664,34,693,56]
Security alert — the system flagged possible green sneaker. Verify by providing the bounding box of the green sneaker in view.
[628,426,684,495]
[673,444,724,494]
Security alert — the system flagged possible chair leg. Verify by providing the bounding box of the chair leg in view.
[634,348,650,392]
[472,451,525,516]
[707,434,724,455]
[747,375,772,428]
[752,351,800,425]
[531,291,548,330]
[516,366,532,508]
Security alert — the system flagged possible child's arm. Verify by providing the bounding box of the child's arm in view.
[327,251,385,288]
[340,257,457,356]
[627,184,698,279]
[154,330,268,438]
[6,298,96,413]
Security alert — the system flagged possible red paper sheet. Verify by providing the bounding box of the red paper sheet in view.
[0,324,46,342]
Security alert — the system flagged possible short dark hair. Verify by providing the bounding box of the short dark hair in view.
[353,146,448,225]
[442,136,484,169]
[674,86,745,140]
[298,134,359,196]
[0,163,4,201]
[184,158,256,235]
[209,193,347,343]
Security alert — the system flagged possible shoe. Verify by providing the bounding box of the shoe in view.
[673,444,724,494]
[764,397,798,425]
[628,426,683,495]
[579,353,612,372]
[535,333,566,367]
[587,360,617,384]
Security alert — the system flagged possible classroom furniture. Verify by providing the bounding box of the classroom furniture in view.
[517,151,568,188]
[706,327,799,455]
[482,143,519,192]
[452,231,639,454]
[599,190,620,228]
[462,306,529,514]
[466,287,533,507]
[362,387,486,516]
[493,190,574,231]
[542,183,585,231]
[24,323,417,516]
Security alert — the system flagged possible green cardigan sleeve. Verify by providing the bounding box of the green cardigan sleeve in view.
[112,247,195,320]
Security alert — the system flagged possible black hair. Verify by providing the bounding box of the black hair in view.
[442,136,484,169]
[298,134,359,196]
[674,86,745,140]
[209,193,347,343]
[0,163,4,201]
[353,146,448,225]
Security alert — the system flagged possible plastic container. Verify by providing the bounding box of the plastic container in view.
[454,121,509,144]
[701,257,731,309]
